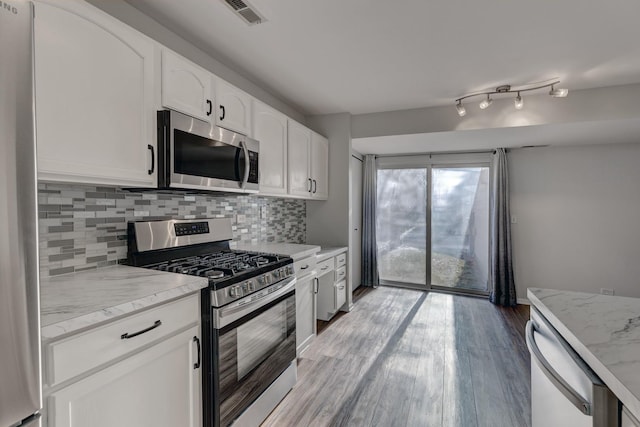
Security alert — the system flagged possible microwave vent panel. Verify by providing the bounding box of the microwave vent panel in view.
[221,0,266,25]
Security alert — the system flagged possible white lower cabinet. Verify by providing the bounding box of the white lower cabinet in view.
[43,294,202,427]
[294,254,317,357]
[48,327,201,427]
[316,251,348,321]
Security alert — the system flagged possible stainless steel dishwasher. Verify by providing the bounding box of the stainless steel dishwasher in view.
[526,307,619,427]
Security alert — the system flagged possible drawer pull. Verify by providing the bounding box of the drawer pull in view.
[120,320,162,340]
[300,265,309,270]
[321,266,329,271]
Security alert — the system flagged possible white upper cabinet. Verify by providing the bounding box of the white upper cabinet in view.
[252,100,288,196]
[215,77,252,136]
[287,121,329,200]
[287,120,312,198]
[310,132,329,200]
[161,49,213,122]
[34,0,157,188]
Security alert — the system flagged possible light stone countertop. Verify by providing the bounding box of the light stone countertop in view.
[231,242,321,260]
[40,265,208,341]
[315,246,348,262]
[528,288,640,419]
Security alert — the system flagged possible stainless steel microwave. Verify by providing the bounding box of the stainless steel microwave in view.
[157,109,259,193]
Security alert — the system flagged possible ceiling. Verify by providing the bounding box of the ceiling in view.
[126,0,640,116]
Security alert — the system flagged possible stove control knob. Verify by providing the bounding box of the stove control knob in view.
[229,287,237,297]
[280,268,286,277]
[246,280,255,292]
[287,265,294,275]
[265,275,272,285]
[257,276,266,286]
[273,270,281,280]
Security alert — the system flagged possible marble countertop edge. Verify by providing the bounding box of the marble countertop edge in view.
[527,288,640,420]
[41,281,204,341]
[315,246,348,262]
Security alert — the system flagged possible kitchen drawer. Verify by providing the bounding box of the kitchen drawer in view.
[335,265,346,283]
[294,256,317,278]
[317,257,335,275]
[336,252,347,268]
[335,280,346,311]
[46,293,199,386]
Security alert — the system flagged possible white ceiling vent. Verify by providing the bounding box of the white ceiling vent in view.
[221,0,266,26]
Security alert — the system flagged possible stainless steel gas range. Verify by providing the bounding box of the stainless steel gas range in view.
[128,218,297,427]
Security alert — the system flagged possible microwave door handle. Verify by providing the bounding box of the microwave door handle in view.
[240,140,250,189]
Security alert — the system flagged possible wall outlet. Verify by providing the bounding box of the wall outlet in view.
[600,288,615,296]
[236,214,246,224]
[511,215,517,224]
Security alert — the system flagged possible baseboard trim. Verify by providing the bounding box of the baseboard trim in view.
[517,297,530,305]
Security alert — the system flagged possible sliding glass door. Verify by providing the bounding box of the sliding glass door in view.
[376,155,491,294]
[376,168,428,285]
[431,166,490,292]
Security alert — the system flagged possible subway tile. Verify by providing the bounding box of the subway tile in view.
[49,266,74,276]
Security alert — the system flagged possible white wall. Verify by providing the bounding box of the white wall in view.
[509,142,640,299]
[305,113,352,247]
[86,0,305,122]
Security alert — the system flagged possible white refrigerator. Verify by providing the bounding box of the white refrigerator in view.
[0,1,42,426]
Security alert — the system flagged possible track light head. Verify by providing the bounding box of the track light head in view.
[456,101,466,117]
[549,85,569,97]
[479,95,492,110]
[514,93,524,110]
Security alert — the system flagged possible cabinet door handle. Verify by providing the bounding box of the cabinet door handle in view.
[312,179,317,194]
[314,277,319,294]
[300,265,309,270]
[220,105,226,121]
[307,178,312,192]
[193,336,201,369]
[147,144,155,175]
[206,100,212,116]
[121,320,161,340]
[321,266,329,271]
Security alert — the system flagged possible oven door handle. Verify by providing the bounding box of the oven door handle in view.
[240,140,250,189]
[216,277,296,327]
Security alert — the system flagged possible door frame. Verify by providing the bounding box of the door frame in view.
[376,152,493,297]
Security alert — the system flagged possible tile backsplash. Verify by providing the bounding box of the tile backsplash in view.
[38,183,306,277]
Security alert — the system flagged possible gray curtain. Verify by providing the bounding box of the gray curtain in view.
[490,148,517,306]
[361,155,379,288]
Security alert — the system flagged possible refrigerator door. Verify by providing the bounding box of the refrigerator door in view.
[0,1,42,426]
[527,308,617,427]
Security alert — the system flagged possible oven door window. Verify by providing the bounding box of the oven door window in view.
[174,129,242,181]
[236,300,287,379]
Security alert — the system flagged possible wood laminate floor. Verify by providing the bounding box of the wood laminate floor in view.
[263,286,531,427]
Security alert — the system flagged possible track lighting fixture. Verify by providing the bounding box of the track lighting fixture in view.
[454,80,568,116]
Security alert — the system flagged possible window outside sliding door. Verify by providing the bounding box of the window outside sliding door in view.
[376,154,491,295]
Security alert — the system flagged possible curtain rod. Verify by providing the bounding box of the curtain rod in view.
[372,149,496,158]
